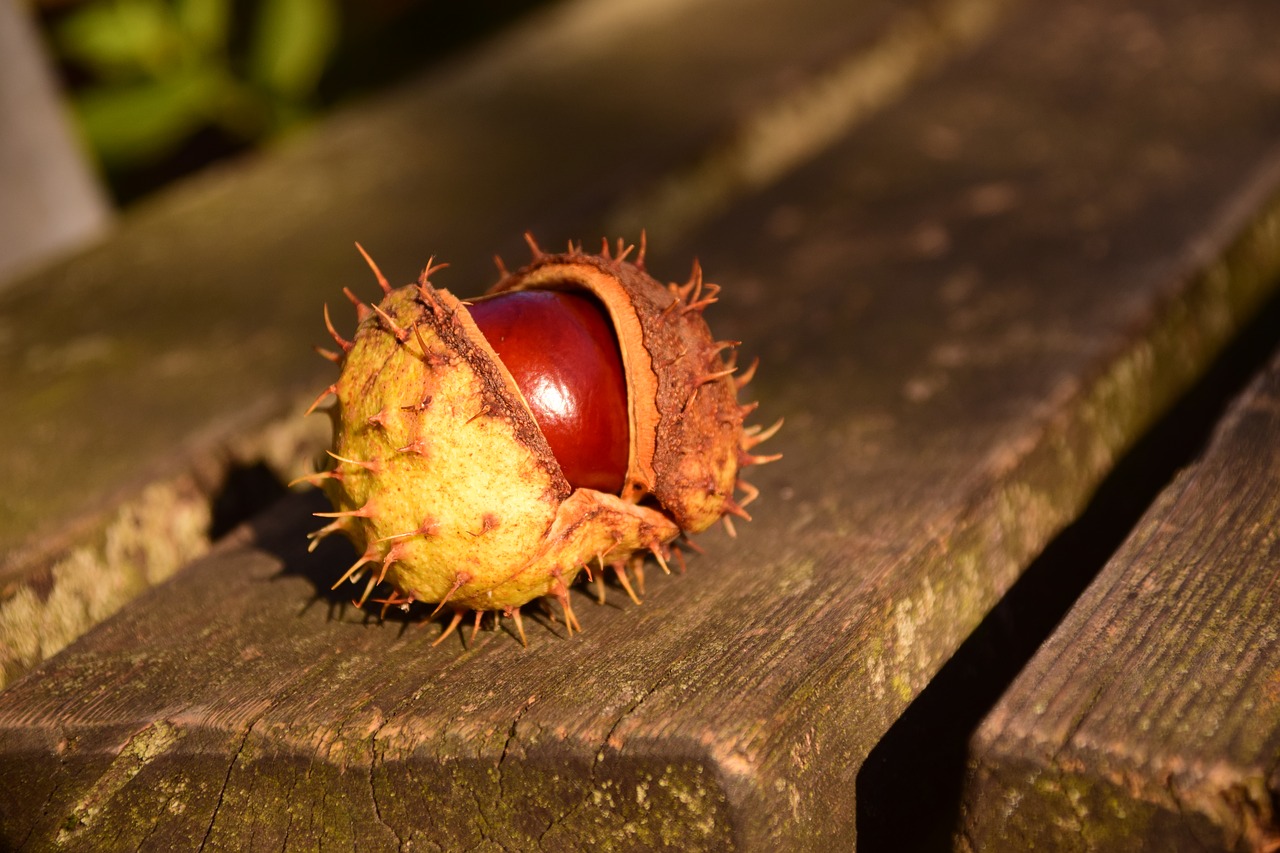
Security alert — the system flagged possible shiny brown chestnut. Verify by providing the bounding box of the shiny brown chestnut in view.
[304,235,781,644]
[465,290,629,494]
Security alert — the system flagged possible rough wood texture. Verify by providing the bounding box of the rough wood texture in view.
[959,357,1280,850]
[0,0,972,686]
[4,0,1280,849]
[0,0,939,570]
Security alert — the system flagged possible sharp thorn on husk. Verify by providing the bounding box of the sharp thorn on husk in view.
[288,468,342,489]
[508,607,528,646]
[343,287,372,323]
[371,589,414,618]
[548,577,579,636]
[419,256,448,286]
[682,289,720,314]
[396,438,430,456]
[432,610,465,647]
[741,449,784,467]
[683,384,702,413]
[743,417,784,449]
[615,238,635,264]
[561,592,581,635]
[356,573,378,607]
[411,325,437,364]
[613,563,642,605]
[697,367,737,386]
[650,545,671,575]
[332,544,378,590]
[684,260,703,302]
[430,572,472,617]
[323,303,353,352]
[524,232,544,260]
[723,498,752,522]
[305,384,338,416]
[371,303,410,342]
[313,502,374,520]
[356,242,392,294]
[326,449,380,473]
[306,519,346,551]
[711,340,741,358]
[374,543,407,586]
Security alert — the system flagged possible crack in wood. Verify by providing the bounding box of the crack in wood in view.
[497,694,538,811]
[365,732,404,850]
[199,725,254,852]
[537,680,662,848]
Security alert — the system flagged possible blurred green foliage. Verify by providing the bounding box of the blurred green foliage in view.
[53,0,339,171]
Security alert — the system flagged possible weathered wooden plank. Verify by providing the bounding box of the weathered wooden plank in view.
[5,0,1280,849]
[958,353,1280,848]
[0,0,992,686]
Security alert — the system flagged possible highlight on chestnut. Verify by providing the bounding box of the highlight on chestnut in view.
[299,234,781,645]
[466,290,629,495]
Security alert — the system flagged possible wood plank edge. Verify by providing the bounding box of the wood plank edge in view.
[853,151,1280,770]
[0,394,330,691]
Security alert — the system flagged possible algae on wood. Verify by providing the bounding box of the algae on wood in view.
[0,0,967,687]
[4,0,1280,848]
[960,350,1280,851]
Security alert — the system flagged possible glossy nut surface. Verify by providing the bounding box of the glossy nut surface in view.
[307,237,779,640]
[466,290,629,494]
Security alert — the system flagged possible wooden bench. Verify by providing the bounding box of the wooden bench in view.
[3,0,1280,848]
[959,347,1280,851]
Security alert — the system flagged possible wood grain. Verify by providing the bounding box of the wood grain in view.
[4,0,1280,848]
[0,0,959,686]
[960,354,1280,850]
[0,0,940,576]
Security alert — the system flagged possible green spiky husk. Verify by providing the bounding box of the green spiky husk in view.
[320,284,679,612]
[309,239,778,630]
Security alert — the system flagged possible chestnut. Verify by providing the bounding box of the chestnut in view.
[465,290,629,495]
[304,236,780,644]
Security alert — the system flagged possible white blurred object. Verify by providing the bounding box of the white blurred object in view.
[0,0,112,287]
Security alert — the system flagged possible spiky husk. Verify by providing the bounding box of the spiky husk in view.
[308,237,778,636]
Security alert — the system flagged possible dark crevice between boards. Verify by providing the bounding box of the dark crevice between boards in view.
[855,279,1280,852]
[208,460,291,542]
